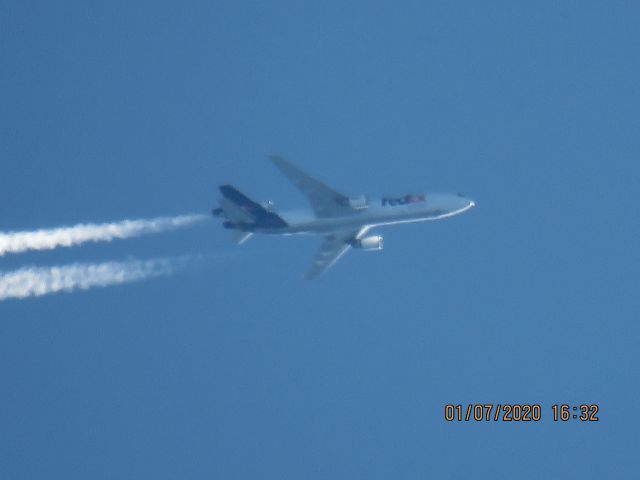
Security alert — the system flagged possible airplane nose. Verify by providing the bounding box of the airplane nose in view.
[469,200,476,208]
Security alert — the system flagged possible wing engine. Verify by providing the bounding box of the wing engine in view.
[352,235,383,251]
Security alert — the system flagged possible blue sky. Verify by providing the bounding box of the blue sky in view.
[1,1,639,478]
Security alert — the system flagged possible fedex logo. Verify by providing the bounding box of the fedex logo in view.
[381,194,426,207]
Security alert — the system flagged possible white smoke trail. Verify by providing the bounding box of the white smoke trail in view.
[0,256,195,301]
[0,214,209,256]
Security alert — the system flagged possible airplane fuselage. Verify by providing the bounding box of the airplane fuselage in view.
[249,193,475,235]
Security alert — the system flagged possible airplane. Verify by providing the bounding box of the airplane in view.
[212,155,475,279]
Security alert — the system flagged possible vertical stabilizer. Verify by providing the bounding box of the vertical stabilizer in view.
[217,184,288,229]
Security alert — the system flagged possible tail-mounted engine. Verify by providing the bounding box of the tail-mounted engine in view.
[351,235,383,251]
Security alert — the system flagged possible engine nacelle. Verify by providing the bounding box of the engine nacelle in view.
[352,235,383,251]
[348,194,369,210]
[261,200,276,211]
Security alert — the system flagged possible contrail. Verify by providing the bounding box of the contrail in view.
[0,214,209,256]
[0,256,198,301]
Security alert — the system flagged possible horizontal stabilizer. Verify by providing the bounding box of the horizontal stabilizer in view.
[231,231,253,245]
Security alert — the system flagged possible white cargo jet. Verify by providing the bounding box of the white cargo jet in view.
[212,156,475,278]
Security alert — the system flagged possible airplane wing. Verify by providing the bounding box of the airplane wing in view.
[304,227,370,279]
[269,155,352,218]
